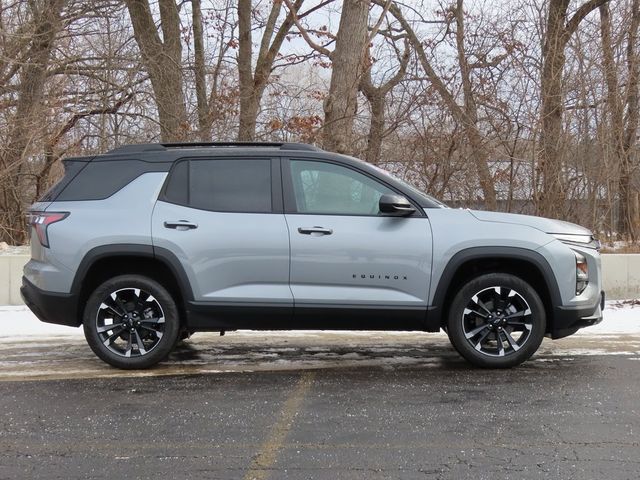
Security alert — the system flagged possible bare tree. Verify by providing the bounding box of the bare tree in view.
[237,0,315,141]
[537,0,609,218]
[378,0,499,210]
[187,0,238,142]
[360,37,410,164]
[125,0,189,141]
[0,0,66,242]
[599,0,640,239]
[192,0,209,141]
[0,0,636,244]
[287,0,373,154]
[321,0,371,153]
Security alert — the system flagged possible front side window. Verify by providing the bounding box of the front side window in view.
[164,159,272,213]
[289,160,395,215]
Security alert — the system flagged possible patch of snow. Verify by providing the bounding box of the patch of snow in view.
[576,300,640,335]
[0,306,83,339]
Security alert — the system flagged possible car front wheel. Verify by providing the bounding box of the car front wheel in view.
[446,273,546,368]
[83,275,180,369]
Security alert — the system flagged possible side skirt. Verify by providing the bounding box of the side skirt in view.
[185,302,434,332]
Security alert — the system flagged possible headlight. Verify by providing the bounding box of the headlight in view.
[552,233,600,249]
[574,252,589,295]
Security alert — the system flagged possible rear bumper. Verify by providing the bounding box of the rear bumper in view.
[20,276,80,327]
[550,290,605,339]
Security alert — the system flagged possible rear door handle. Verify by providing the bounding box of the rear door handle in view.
[164,220,198,230]
[298,226,333,236]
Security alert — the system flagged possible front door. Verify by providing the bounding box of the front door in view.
[283,159,433,326]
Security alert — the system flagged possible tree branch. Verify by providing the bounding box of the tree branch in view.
[368,0,391,42]
[283,0,332,57]
[565,0,609,39]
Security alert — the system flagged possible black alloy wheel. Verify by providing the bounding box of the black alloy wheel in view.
[447,273,546,368]
[83,275,180,369]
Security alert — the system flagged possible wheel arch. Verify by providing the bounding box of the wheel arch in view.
[427,247,562,333]
[72,244,193,325]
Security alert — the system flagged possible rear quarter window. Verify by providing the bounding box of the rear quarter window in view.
[56,160,168,201]
[39,160,88,202]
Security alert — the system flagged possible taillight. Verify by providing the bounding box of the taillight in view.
[27,211,69,248]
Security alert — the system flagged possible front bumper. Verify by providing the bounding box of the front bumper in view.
[20,276,80,327]
[550,290,605,339]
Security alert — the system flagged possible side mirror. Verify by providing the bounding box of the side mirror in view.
[379,194,416,216]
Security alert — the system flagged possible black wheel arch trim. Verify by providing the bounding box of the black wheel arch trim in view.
[70,243,195,302]
[425,246,563,331]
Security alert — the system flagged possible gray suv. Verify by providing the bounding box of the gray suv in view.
[20,142,604,369]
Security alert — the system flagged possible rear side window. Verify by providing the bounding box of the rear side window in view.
[163,159,272,213]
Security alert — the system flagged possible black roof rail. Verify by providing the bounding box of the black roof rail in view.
[107,144,166,155]
[279,142,321,151]
[107,141,320,155]
[160,141,320,151]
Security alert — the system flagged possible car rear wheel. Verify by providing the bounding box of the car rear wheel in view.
[83,275,180,369]
[446,273,546,368]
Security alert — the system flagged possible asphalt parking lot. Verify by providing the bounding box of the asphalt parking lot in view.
[0,332,639,479]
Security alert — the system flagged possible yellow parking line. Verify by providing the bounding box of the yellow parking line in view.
[243,371,315,480]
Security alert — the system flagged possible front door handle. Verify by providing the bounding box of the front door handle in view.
[298,226,333,236]
[164,220,198,230]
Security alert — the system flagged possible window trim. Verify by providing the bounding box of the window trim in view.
[281,157,425,217]
[158,156,282,214]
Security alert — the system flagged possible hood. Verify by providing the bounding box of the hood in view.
[469,210,592,235]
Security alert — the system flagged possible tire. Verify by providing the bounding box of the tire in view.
[446,273,546,368]
[83,275,181,369]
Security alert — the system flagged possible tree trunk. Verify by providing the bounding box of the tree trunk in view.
[538,0,609,218]
[322,0,371,154]
[538,0,570,218]
[364,94,384,164]
[237,0,256,141]
[454,0,497,210]
[125,0,188,141]
[360,39,409,165]
[238,0,304,141]
[192,0,210,141]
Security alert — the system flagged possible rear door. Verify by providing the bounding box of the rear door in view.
[283,158,433,325]
[152,157,292,314]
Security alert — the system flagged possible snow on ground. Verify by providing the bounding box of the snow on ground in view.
[0,300,638,340]
[0,306,83,338]
[575,300,640,334]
